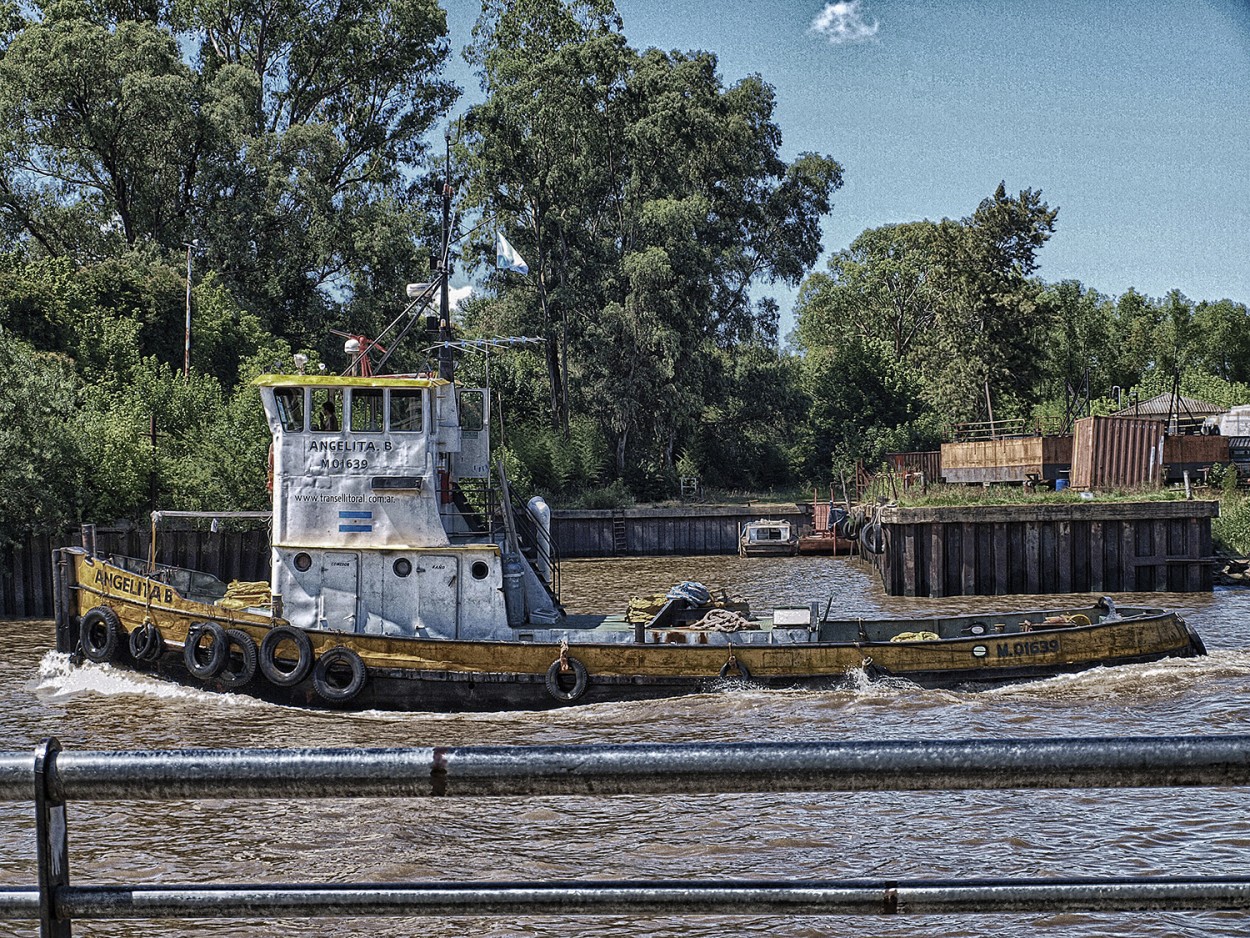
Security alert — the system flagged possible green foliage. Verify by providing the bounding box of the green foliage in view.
[502,415,612,499]
[795,183,1059,433]
[1,0,1248,533]
[0,331,83,544]
[1213,491,1250,556]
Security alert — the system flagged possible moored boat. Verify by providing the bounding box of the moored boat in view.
[797,490,855,555]
[738,518,799,557]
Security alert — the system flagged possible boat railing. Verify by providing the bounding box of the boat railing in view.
[502,477,562,602]
[5,735,1250,933]
[951,416,1068,442]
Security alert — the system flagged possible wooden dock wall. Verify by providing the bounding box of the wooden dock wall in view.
[1,524,271,619]
[551,505,806,557]
[868,501,1218,596]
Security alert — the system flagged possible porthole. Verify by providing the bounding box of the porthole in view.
[393,558,413,578]
[294,552,312,572]
[471,561,490,580]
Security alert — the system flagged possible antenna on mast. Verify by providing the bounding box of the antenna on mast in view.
[438,125,454,382]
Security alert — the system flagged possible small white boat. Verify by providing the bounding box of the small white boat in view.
[738,519,798,557]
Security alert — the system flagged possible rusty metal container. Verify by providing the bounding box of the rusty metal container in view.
[940,437,1072,484]
[1071,416,1165,490]
[1162,434,1230,481]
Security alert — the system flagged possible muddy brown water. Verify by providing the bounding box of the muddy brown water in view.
[4,554,1250,937]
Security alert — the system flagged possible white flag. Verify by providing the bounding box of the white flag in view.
[496,231,529,275]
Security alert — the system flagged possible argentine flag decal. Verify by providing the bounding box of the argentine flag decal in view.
[338,510,373,533]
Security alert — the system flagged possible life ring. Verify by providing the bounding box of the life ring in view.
[312,647,368,704]
[259,626,314,686]
[183,622,228,680]
[79,606,122,663]
[219,629,259,690]
[719,656,751,680]
[544,656,589,702]
[128,622,164,664]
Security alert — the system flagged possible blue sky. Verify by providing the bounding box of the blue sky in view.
[441,0,1250,334]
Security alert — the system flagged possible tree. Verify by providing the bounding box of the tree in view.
[185,0,459,343]
[462,0,841,484]
[1035,280,1118,428]
[794,337,930,483]
[0,10,208,255]
[1193,299,1250,384]
[0,0,458,348]
[795,183,1058,435]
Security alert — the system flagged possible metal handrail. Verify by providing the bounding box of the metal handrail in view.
[5,735,1250,932]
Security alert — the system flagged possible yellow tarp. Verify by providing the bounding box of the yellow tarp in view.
[218,580,272,610]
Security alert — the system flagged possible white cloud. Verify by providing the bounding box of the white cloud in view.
[448,284,474,311]
[810,1,879,44]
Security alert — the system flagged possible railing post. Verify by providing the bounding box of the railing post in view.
[34,738,70,938]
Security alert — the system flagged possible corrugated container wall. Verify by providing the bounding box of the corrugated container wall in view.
[1071,416,1165,490]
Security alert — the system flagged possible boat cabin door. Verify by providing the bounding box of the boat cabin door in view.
[320,552,360,632]
[458,389,490,478]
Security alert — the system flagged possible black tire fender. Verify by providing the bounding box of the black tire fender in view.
[862,521,886,554]
[80,606,122,663]
[183,622,228,680]
[312,646,368,704]
[719,657,751,680]
[128,622,163,664]
[260,626,315,687]
[219,629,259,690]
[544,656,589,702]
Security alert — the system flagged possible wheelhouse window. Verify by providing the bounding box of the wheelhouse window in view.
[350,389,384,432]
[389,389,424,432]
[275,388,305,432]
[459,389,485,432]
[311,388,343,432]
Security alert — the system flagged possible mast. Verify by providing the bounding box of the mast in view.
[438,126,454,382]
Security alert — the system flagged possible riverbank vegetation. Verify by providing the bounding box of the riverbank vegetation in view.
[0,0,1247,548]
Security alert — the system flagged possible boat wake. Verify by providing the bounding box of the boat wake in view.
[29,651,270,708]
[981,648,1250,703]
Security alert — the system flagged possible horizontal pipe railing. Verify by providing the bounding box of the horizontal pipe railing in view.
[4,736,1250,932]
[0,879,1247,919]
[3,735,1250,802]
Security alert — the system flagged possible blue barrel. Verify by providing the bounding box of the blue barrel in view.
[1055,478,1069,491]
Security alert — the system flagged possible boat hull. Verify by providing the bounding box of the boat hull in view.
[54,549,1206,712]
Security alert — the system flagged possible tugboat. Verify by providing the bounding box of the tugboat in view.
[48,164,1208,712]
[50,337,1210,711]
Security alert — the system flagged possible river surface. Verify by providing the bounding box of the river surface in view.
[5,554,1250,937]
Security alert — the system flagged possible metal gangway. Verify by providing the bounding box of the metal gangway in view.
[4,735,1250,934]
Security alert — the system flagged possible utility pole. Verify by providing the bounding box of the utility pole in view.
[183,239,199,381]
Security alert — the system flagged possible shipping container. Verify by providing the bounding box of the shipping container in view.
[1071,416,1165,490]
